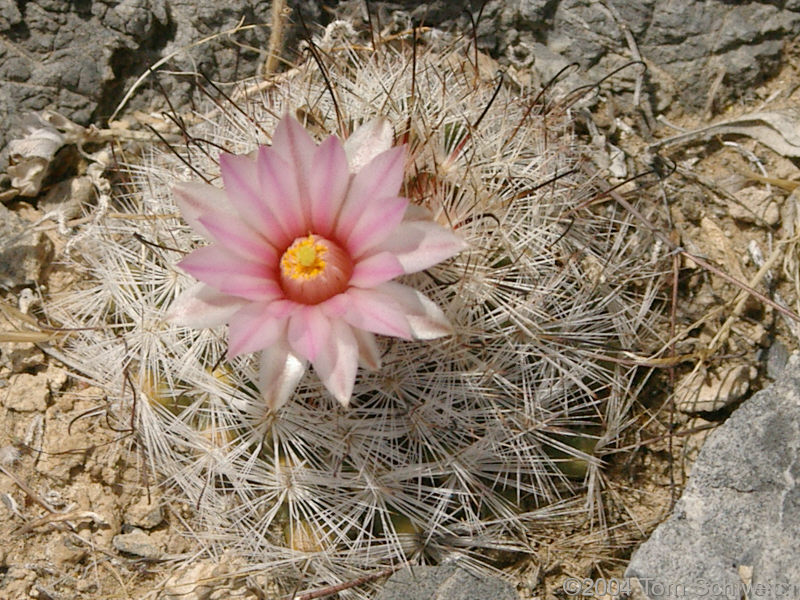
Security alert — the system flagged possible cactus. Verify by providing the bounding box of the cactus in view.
[47,27,666,597]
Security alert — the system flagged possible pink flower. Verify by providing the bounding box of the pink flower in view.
[168,115,466,409]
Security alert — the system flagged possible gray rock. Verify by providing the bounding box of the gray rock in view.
[336,0,800,112]
[766,340,790,381]
[3,0,799,180]
[479,0,800,111]
[626,352,800,600]
[375,563,517,600]
[0,0,279,174]
[112,527,164,559]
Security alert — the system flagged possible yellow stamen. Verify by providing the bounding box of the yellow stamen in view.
[281,235,328,280]
[296,243,317,267]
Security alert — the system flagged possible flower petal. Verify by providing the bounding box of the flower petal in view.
[336,146,405,234]
[256,147,306,237]
[287,306,332,363]
[198,214,277,263]
[353,328,381,371]
[173,182,229,240]
[343,117,394,172]
[220,153,293,248]
[167,282,247,328]
[178,246,281,301]
[349,251,404,288]
[313,319,358,406]
[228,300,294,357]
[342,195,408,257]
[375,221,467,273]
[403,203,433,221]
[377,281,453,339]
[272,114,316,200]
[339,287,412,339]
[308,136,350,237]
[318,295,347,319]
[258,343,307,411]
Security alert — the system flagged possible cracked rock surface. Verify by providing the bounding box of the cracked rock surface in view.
[338,0,800,112]
[376,564,517,600]
[481,0,800,108]
[0,0,283,173]
[626,353,800,600]
[3,0,799,176]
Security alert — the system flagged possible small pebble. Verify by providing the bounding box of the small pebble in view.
[766,341,789,380]
[124,496,164,529]
[2,372,49,412]
[112,528,164,560]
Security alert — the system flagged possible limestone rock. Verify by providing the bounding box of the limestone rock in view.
[124,496,164,530]
[112,527,164,559]
[627,352,800,599]
[0,0,276,175]
[2,371,49,412]
[336,0,800,111]
[376,563,517,600]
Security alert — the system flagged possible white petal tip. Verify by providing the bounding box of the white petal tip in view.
[344,118,395,172]
[259,347,307,412]
[321,375,355,408]
[409,316,453,340]
[167,283,244,329]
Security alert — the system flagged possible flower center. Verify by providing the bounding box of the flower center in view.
[279,234,353,304]
[281,235,327,279]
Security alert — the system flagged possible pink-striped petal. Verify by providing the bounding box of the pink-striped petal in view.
[219,153,292,248]
[287,306,332,363]
[349,252,404,288]
[312,319,358,406]
[227,300,294,357]
[271,114,316,207]
[308,136,350,236]
[353,328,381,371]
[172,182,230,240]
[198,214,278,263]
[340,288,412,339]
[167,282,247,328]
[336,146,405,233]
[341,195,408,257]
[375,221,467,273]
[377,282,453,339]
[178,246,281,301]
[343,118,394,172]
[258,343,307,411]
[318,294,348,319]
[256,147,306,237]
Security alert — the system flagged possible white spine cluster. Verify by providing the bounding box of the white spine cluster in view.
[47,30,665,597]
